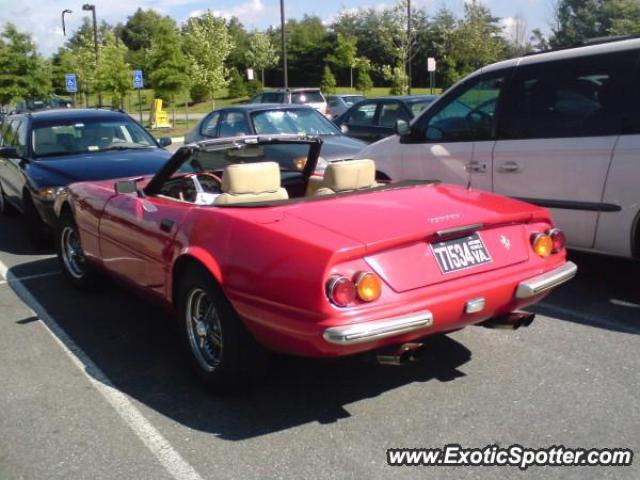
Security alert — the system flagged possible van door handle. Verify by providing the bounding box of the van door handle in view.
[465,161,487,173]
[498,161,521,173]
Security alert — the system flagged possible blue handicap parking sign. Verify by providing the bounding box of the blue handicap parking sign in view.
[65,73,77,93]
[133,70,144,89]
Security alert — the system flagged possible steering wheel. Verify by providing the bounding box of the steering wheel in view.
[190,172,222,187]
[466,109,492,125]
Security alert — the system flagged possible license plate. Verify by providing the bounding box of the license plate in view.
[431,233,492,274]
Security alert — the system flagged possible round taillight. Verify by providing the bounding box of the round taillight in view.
[326,275,356,307]
[355,272,382,302]
[532,233,553,257]
[549,228,566,253]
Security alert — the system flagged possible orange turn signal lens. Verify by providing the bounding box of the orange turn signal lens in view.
[532,233,553,257]
[355,272,382,302]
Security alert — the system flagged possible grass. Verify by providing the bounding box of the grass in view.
[149,119,198,138]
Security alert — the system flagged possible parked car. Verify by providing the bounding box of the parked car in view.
[0,108,172,243]
[13,95,72,113]
[249,88,328,115]
[334,95,438,143]
[54,134,575,389]
[356,37,640,259]
[326,94,366,118]
[184,104,366,172]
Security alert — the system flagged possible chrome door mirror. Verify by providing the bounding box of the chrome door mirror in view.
[395,119,410,136]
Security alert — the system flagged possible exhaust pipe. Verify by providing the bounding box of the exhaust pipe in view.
[376,342,424,366]
[481,311,535,330]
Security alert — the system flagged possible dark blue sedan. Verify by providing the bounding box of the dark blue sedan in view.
[334,95,438,143]
[0,108,172,244]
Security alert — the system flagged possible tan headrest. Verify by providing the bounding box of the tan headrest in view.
[323,159,376,192]
[221,162,281,194]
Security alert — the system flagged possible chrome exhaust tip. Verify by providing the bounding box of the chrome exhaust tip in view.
[376,342,424,366]
[480,312,535,330]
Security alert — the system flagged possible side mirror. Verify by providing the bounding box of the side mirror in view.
[340,124,349,134]
[395,119,410,136]
[114,179,144,197]
[158,136,172,148]
[0,146,19,158]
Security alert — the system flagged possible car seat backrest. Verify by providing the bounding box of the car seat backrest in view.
[315,159,378,196]
[214,161,289,205]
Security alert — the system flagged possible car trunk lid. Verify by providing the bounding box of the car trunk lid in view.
[286,183,541,292]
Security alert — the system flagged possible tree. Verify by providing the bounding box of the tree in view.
[97,32,131,108]
[383,64,408,95]
[120,8,176,72]
[320,65,337,94]
[245,31,279,86]
[504,13,532,57]
[449,0,505,81]
[329,33,357,89]
[428,7,460,88]
[550,0,640,47]
[227,68,247,98]
[354,60,373,95]
[0,23,51,106]
[227,17,251,73]
[183,11,234,109]
[148,22,189,121]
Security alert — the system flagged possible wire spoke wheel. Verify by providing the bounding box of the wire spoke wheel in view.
[185,287,224,372]
[60,225,86,279]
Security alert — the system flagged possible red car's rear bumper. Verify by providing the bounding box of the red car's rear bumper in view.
[233,260,577,357]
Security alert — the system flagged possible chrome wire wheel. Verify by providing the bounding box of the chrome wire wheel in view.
[60,225,86,279]
[185,287,224,372]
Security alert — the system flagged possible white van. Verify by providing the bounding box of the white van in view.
[356,37,640,259]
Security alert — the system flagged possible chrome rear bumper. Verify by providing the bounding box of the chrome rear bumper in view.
[516,261,577,299]
[323,311,434,346]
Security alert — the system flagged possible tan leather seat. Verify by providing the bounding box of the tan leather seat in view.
[214,162,289,205]
[314,159,378,195]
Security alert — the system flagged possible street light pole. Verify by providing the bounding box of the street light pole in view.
[82,4,101,106]
[280,0,288,89]
[407,0,412,94]
[61,9,72,36]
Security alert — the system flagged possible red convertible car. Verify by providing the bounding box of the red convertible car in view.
[54,135,576,388]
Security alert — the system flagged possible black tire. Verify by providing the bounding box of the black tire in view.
[23,192,50,248]
[56,212,100,289]
[176,264,267,390]
[0,182,17,216]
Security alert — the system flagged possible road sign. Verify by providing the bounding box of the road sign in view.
[246,68,254,81]
[65,73,77,93]
[133,70,144,89]
[427,57,436,72]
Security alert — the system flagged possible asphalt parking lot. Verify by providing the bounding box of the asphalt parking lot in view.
[0,212,638,480]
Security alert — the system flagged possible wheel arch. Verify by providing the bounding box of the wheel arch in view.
[170,249,224,306]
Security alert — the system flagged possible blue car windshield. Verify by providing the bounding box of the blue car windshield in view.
[251,109,339,136]
[32,118,156,158]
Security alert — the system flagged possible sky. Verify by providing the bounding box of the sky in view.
[0,0,554,56]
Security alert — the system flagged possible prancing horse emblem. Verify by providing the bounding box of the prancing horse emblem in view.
[500,235,511,250]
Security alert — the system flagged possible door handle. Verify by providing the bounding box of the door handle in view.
[498,161,521,173]
[159,219,175,233]
[465,161,487,173]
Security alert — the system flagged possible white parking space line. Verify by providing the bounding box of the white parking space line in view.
[0,270,62,286]
[0,259,204,480]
